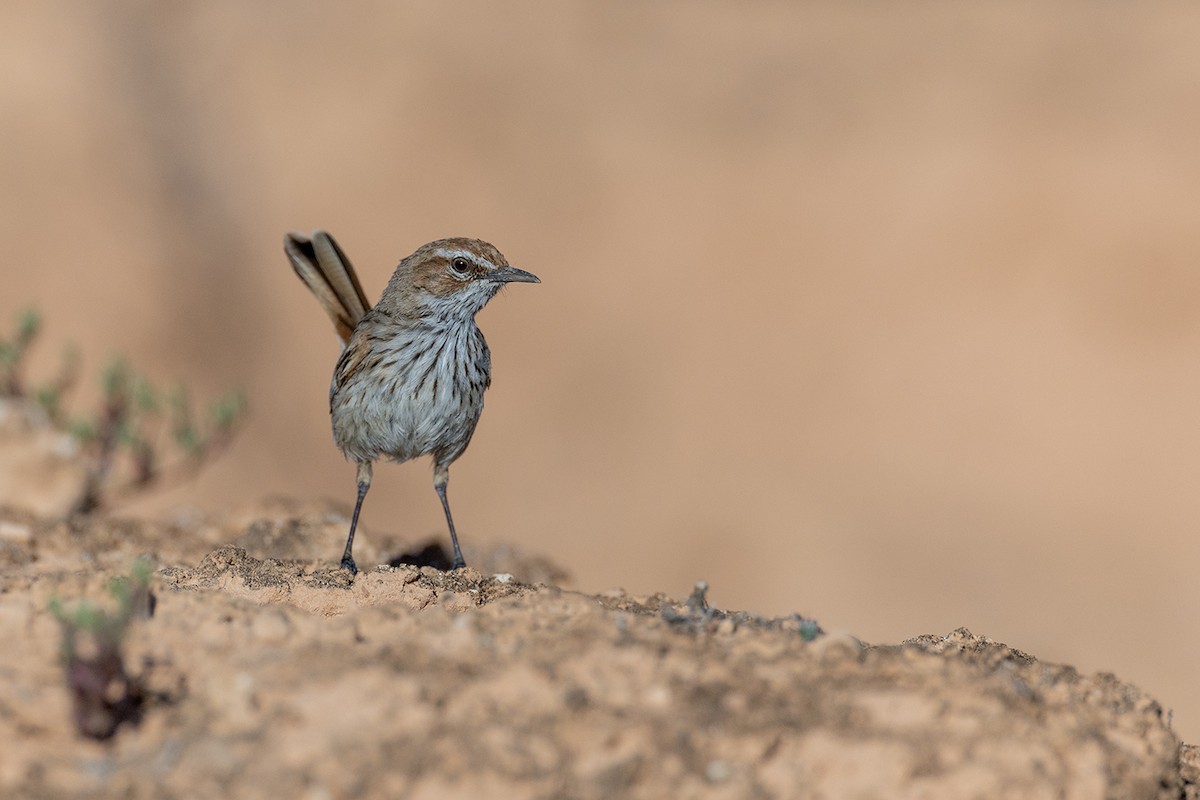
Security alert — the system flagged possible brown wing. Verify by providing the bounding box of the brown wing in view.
[284,230,372,345]
[329,332,370,410]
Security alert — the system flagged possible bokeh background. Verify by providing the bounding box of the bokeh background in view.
[4,1,1200,739]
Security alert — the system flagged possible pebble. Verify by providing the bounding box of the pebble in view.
[0,521,32,542]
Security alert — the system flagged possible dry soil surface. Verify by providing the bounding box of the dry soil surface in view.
[0,496,1197,799]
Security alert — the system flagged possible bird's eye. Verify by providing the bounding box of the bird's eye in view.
[449,257,471,278]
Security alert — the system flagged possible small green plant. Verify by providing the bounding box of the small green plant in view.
[0,308,78,406]
[71,358,246,514]
[49,559,155,740]
[0,307,246,513]
[0,307,40,396]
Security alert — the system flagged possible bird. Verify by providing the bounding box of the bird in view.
[284,230,539,575]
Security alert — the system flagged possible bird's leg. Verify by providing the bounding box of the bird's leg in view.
[433,464,466,570]
[341,460,373,576]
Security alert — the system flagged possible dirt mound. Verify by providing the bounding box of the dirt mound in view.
[0,504,1193,799]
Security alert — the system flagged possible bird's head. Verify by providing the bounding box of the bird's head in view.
[383,238,539,320]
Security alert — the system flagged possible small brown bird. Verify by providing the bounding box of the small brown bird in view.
[284,231,539,575]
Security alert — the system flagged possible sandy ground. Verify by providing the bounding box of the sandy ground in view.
[2,504,1197,798]
[1,399,1198,798]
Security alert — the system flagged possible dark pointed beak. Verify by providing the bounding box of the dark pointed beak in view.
[489,265,540,284]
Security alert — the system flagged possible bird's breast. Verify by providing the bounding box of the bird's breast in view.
[329,322,490,464]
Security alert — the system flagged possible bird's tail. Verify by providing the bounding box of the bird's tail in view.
[284,230,371,346]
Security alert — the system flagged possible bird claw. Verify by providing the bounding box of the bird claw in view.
[340,556,358,576]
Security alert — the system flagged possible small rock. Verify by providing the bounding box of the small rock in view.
[0,521,32,542]
[706,759,732,783]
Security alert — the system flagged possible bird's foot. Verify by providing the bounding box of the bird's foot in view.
[340,555,358,576]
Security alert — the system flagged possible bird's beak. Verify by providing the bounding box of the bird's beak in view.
[489,265,541,284]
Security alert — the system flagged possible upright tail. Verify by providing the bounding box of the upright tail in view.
[284,230,371,346]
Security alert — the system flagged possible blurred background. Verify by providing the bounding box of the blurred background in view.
[3,1,1200,738]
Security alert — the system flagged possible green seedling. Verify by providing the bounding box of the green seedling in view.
[0,307,247,513]
[49,559,155,740]
[72,359,247,513]
[0,307,43,397]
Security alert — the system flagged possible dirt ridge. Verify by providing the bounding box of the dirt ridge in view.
[0,506,1196,798]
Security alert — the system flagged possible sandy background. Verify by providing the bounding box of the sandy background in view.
[3,0,1199,742]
